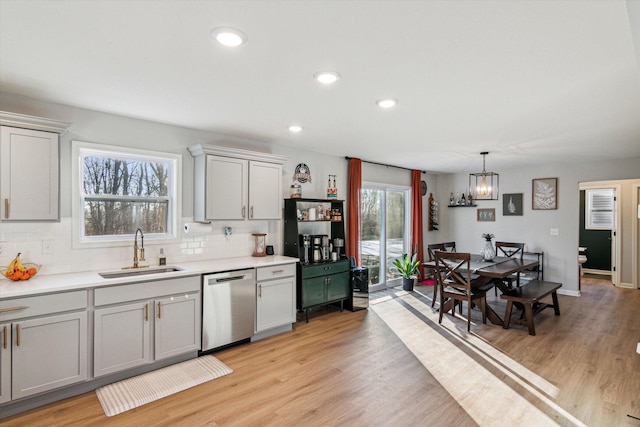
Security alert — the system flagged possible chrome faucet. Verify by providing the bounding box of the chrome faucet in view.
[133,228,145,268]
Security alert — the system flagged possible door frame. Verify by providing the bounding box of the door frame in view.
[361,182,411,292]
[579,181,621,286]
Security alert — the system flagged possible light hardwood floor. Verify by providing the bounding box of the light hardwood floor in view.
[1,275,638,426]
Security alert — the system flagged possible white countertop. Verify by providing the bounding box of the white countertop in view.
[0,256,298,299]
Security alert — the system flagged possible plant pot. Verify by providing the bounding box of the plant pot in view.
[402,277,415,291]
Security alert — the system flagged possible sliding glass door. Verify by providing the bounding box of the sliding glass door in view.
[361,184,411,291]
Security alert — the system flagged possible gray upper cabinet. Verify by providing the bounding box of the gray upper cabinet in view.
[0,112,71,221]
[189,144,286,222]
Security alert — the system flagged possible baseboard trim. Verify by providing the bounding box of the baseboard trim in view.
[583,268,611,276]
[616,282,636,289]
[558,289,581,297]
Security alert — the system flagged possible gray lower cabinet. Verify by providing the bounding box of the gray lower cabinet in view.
[93,276,201,378]
[0,291,88,404]
[255,264,296,333]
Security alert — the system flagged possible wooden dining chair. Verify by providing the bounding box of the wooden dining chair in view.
[427,243,446,307]
[434,251,487,332]
[494,241,526,295]
[443,241,456,252]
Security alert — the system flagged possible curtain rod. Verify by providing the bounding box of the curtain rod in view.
[344,156,426,174]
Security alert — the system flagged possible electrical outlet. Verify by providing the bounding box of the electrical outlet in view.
[550,228,559,236]
[42,240,54,254]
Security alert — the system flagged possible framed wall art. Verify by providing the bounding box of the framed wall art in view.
[503,193,523,216]
[532,178,558,210]
[477,208,495,222]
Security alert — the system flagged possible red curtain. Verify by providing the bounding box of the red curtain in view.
[411,170,425,278]
[347,158,362,266]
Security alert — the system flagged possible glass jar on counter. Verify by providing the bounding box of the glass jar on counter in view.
[290,183,302,198]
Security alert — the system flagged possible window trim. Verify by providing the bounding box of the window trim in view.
[72,140,182,249]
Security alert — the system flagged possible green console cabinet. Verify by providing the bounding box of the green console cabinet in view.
[297,259,350,322]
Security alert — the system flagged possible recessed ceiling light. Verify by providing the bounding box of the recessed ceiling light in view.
[288,125,303,133]
[314,71,341,84]
[210,27,247,47]
[376,99,397,109]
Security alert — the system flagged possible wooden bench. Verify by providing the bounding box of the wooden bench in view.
[500,279,561,336]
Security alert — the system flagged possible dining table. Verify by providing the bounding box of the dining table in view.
[425,254,540,326]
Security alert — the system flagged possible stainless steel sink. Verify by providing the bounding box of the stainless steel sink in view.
[99,266,183,279]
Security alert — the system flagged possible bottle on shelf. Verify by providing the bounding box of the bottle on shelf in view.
[449,192,455,206]
[461,192,466,205]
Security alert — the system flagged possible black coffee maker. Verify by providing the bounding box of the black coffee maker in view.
[298,234,311,264]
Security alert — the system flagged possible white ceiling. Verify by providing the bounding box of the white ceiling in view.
[1,0,639,174]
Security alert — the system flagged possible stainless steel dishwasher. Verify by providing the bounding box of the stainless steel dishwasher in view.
[202,269,255,352]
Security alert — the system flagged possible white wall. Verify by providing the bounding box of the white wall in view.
[1,92,638,293]
[434,159,640,295]
[0,93,355,274]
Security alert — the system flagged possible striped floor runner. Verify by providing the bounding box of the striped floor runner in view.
[96,355,233,417]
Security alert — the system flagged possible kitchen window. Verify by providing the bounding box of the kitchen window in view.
[72,141,181,247]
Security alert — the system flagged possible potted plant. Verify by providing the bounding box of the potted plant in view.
[392,251,421,291]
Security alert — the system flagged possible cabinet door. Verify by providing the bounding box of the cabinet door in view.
[0,323,10,404]
[256,277,295,332]
[154,293,200,361]
[301,276,326,308]
[0,126,59,220]
[11,312,87,400]
[326,272,349,301]
[249,161,282,220]
[205,155,248,220]
[94,301,151,377]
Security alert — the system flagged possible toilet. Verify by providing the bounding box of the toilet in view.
[578,247,588,276]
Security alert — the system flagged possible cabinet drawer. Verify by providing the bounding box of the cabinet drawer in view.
[301,260,349,279]
[0,291,87,322]
[95,276,200,306]
[256,263,296,281]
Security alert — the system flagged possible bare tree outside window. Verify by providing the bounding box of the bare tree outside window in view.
[82,154,172,237]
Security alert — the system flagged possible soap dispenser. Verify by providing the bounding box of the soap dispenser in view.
[158,248,166,266]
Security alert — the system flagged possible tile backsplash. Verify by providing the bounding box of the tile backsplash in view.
[0,217,277,275]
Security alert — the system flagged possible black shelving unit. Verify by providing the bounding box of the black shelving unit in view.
[283,198,349,321]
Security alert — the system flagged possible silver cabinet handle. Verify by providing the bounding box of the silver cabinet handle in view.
[242,206,246,218]
[258,284,262,298]
[3,325,6,349]
[15,324,20,347]
[250,206,254,218]
[145,304,148,321]
[272,269,284,274]
[157,302,161,319]
[4,198,8,219]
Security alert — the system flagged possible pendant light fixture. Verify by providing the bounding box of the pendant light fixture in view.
[469,152,499,200]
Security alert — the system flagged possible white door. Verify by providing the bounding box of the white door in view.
[154,293,200,361]
[94,301,150,377]
[0,126,59,220]
[249,161,282,220]
[205,155,248,220]
[0,323,10,404]
[256,277,295,332]
[12,312,87,400]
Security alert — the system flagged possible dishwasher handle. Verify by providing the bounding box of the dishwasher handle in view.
[214,275,247,283]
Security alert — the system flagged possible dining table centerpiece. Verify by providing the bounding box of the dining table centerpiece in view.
[481,233,496,261]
